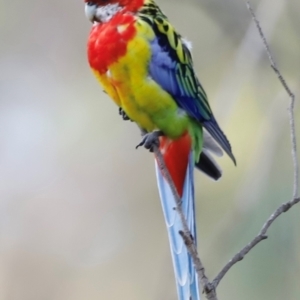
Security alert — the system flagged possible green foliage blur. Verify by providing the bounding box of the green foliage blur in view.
[0,0,299,299]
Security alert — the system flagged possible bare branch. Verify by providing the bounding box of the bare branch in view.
[212,196,300,288]
[154,147,218,300]
[246,1,299,199]
[210,1,299,289]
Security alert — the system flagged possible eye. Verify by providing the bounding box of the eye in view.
[86,1,95,5]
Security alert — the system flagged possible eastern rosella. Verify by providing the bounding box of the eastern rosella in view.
[84,0,235,299]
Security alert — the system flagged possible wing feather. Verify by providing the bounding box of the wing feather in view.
[139,10,235,163]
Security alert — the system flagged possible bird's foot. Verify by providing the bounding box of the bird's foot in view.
[118,107,132,121]
[136,130,164,152]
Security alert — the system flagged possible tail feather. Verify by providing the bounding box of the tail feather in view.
[203,130,223,157]
[196,150,222,180]
[155,149,200,300]
[203,118,236,165]
[195,130,223,180]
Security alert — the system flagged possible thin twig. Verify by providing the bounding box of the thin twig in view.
[210,1,299,289]
[246,1,299,199]
[212,196,300,288]
[154,147,218,300]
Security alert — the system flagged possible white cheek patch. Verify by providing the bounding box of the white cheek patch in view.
[95,3,122,23]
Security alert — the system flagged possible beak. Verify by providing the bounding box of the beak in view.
[85,3,97,23]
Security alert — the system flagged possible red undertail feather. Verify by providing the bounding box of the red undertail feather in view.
[157,133,192,197]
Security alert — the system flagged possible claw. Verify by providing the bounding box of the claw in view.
[118,107,131,121]
[136,130,163,152]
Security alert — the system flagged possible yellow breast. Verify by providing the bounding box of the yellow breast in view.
[93,19,179,133]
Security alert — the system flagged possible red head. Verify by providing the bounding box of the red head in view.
[84,0,144,23]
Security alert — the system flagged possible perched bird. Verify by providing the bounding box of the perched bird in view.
[84,0,235,299]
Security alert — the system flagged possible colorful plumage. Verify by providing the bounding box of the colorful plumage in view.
[84,1,235,299]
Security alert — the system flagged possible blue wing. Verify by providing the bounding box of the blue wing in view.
[149,34,211,123]
[140,13,236,164]
[155,152,200,300]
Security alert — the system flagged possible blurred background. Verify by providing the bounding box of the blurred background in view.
[0,0,299,299]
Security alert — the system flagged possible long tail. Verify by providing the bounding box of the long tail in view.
[155,133,200,300]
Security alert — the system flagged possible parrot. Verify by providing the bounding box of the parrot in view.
[84,0,236,299]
